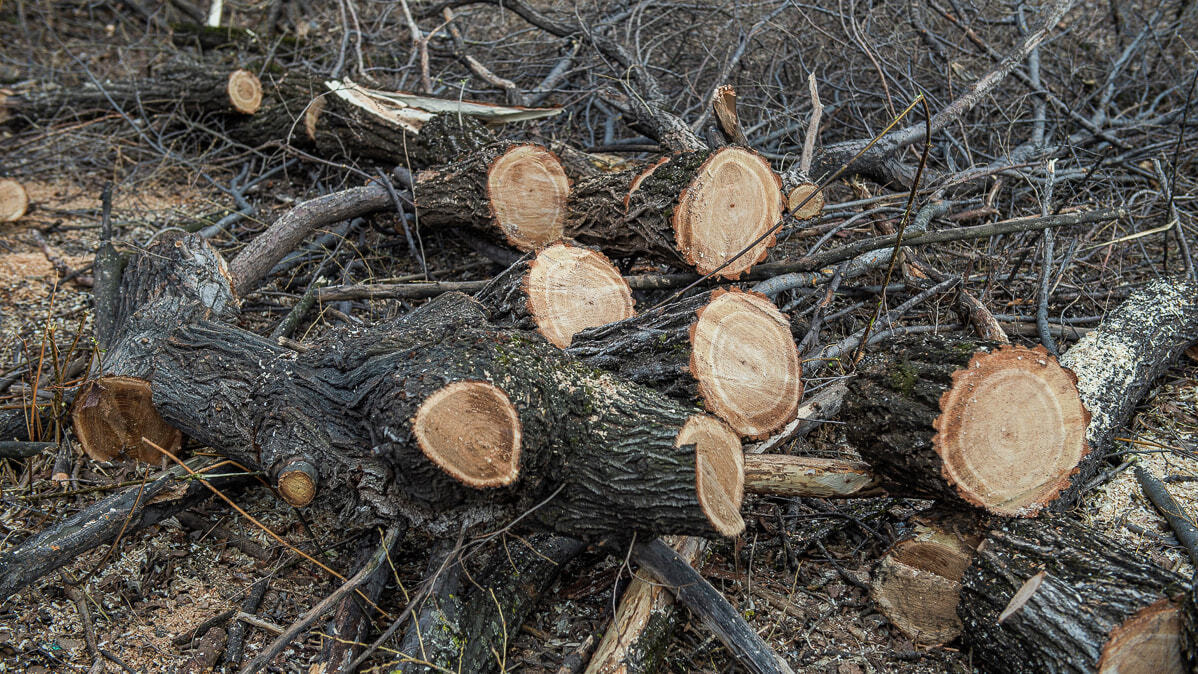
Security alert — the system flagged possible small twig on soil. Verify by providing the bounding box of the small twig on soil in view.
[1135,464,1198,568]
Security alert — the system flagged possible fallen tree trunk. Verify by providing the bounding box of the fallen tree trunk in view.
[1052,277,1198,508]
[1,61,262,126]
[566,289,801,439]
[841,335,1090,516]
[564,147,784,278]
[958,516,1188,673]
[83,234,746,541]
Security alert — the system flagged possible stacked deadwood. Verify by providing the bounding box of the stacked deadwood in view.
[838,278,1198,670]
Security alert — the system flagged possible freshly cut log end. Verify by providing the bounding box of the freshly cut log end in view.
[872,524,977,646]
[787,182,824,220]
[226,69,262,114]
[276,458,318,507]
[413,381,522,488]
[673,147,783,278]
[676,415,745,537]
[487,144,570,250]
[1098,600,1185,673]
[525,243,635,348]
[71,376,181,464]
[623,156,670,209]
[933,344,1089,516]
[0,178,28,222]
[743,455,879,498]
[689,289,802,438]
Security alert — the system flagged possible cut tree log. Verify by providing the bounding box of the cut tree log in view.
[958,515,1188,673]
[870,512,981,646]
[841,335,1090,516]
[92,235,746,540]
[474,243,635,348]
[413,142,571,251]
[564,147,784,278]
[567,288,802,439]
[71,376,180,465]
[0,61,264,125]
[784,181,823,221]
[0,178,29,222]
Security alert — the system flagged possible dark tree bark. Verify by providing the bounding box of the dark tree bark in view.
[958,516,1188,673]
[398,535,584,674]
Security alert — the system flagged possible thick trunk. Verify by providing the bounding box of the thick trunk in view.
[841,335,1089,516]
[567,289,802,438]
[564,148,783,278]
[958,516,1188,673]
[90,236,745,541]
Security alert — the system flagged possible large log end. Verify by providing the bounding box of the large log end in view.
[690,289,802,438]
[934,345,1089,516]
[487,144,570,250]
[872,522,978,646]
[1098,599,1186,673]
[673,147,782,279]
[526,243,635,348]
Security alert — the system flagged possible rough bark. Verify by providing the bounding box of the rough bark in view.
[958,516,1188,673]
[398,534,584,674]
[841,335,1088,516]
[1053,277,1198,508]
[96,238,746,541]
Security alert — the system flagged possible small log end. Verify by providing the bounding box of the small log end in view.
[227,69,262,115]
[276,458,318,507]
[0,178,29,223]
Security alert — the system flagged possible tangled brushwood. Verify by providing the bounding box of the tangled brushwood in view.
[1,0,1197,672]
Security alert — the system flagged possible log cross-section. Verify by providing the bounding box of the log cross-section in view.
[226,69,262,114]
[413,380,522,488]
[415,142,570,251]
[933,345,1090,516]
[0,178,28,222]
